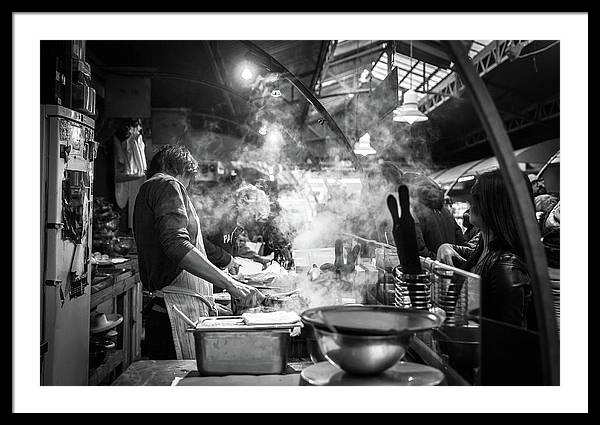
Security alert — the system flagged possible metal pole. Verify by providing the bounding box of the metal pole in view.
[536,149,560,180]
[442,40,559,385]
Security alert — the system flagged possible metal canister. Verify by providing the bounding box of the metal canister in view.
[393,268,431,310]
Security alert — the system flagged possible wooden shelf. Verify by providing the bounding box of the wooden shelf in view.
[88,255,143,385]
[89,349,123,386]
[91,271,138,308]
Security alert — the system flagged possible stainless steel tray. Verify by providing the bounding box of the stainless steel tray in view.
[190,324,292,376]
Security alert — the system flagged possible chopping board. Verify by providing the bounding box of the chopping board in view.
[176,373,301,386]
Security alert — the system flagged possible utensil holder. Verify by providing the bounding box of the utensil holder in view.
[393,269,431,310]
[429,268,468,326]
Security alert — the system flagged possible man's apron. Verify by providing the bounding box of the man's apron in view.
[157,199,218,360]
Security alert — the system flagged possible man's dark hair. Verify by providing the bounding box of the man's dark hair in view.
[147,145,199,179]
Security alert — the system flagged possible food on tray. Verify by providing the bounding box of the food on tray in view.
[241,311,301,325]
[197,317,245,327]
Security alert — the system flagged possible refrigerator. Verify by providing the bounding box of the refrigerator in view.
[41,105,97,385]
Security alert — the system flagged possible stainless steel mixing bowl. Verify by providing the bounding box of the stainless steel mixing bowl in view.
[301,305,445,375]
[313,327,413,375]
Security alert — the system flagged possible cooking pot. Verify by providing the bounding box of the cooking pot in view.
[299,320,327,364]
[433,325,480,384]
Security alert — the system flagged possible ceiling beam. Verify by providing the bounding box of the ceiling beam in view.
[316,41,338,96]
[397,59,421,88]
[325,70,355,92]
[328,41,386,67]
[419,40,533,114]
[415,67,442,92]
[204,41,237,118]
[299,40,332,126]
[306,124,324,138]
[450,96,560,152]
[395,41,452,69]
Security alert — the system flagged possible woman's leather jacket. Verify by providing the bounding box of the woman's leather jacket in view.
[452,244,533,329]
[452,243,541,384]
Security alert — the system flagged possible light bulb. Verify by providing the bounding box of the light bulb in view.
[241,68,253,81]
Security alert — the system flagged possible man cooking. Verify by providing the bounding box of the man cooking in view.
[133,145,264,360]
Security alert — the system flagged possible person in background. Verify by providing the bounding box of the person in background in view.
[533,192,559,230]
[436,169,541,385]
[462,209,480,244]
[204,184,274,270]
[402,172,466,259]
[253,180,295,269]
[203,236,240,275]
[444,195,454,215]
[541,200,560,269]
[133,145,264,360]
[528,173,547,197]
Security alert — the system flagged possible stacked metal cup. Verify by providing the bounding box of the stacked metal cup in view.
[431,268,468,326]
[393,267,431,310]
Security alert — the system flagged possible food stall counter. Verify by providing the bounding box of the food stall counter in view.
[111,359,313,386]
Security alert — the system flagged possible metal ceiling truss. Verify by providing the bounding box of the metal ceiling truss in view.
[420,40,533,114]
[316,41,338,96]
[454,96,559,152]
[300,40,332,125]
[327,41,386,68]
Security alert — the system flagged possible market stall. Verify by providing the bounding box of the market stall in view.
[39,37,560,388]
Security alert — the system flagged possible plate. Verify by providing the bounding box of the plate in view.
[95,257,128,266]
[300,361,445,386]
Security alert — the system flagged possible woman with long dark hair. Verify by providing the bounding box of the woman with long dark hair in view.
[437,169,542,385]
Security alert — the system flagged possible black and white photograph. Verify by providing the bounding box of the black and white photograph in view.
[13,12,588,413]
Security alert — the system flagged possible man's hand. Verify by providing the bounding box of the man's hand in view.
[227,280,265,314]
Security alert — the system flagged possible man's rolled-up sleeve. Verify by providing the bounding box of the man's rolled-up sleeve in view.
[153,181,195,265]
[203,236,232,268]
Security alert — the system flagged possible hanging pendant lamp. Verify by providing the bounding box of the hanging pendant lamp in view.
[270,78,282,98]
[393,40,428,125]
[393,89,428,124]
[353,132,376,156]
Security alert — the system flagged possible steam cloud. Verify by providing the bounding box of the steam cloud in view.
[183,67,444,308]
